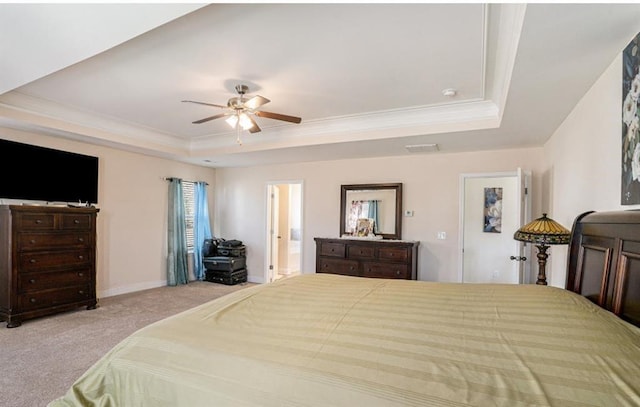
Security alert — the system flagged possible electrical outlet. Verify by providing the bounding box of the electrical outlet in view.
[404,210,414,217]
[437,231,446,240]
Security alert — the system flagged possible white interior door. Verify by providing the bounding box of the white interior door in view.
[267,185,280,282]
[459,170,531,284]
[515,168,532,283]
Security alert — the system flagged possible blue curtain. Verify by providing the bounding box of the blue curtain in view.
[193,181,213,280]
[167,178,189,286]
[367,200,379,233]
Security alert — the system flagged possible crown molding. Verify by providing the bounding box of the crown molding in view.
[0,92,188,156]
[189,99,501,154]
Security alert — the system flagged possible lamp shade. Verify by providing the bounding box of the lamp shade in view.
[513,213,571,245]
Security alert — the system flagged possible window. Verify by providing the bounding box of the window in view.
[182,181,195,252]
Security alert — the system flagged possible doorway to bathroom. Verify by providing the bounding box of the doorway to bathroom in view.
[265,181,303,283]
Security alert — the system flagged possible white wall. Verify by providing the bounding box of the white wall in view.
[215,148,545,283]
[545,53,640,287]
[0,128,216,297]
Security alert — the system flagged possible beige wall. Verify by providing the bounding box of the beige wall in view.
[18,63,632,292]
[545,53,640,287]
[0,128,216,297]
[4,46,632,295]
[215,149,545,283]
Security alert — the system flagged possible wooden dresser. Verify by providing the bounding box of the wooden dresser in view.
[314,238,419,280]
[0,205,99,328]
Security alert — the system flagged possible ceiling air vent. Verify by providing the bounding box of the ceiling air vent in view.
[405,143,439,153]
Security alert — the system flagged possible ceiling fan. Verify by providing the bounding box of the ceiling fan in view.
[182,84,302,144]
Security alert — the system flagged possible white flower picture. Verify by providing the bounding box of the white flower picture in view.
[484,187,503,233]
[622,32,640,204]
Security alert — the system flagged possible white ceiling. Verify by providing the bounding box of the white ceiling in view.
[1,3,640,168]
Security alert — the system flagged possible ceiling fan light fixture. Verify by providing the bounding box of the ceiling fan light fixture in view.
[238,112,253,130]
[225,114,238,128]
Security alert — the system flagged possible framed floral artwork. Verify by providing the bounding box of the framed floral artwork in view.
[622,32,640,205]
[484,187,502,233]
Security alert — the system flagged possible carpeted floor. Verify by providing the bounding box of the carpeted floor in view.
[0,280,255,407]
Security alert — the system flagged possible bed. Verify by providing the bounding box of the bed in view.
[49,210,640,406]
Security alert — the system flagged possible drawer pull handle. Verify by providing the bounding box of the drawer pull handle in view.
[74,219,80,224]
[35,219,42,224]
[30,239,36,244]
[29,298,37,303]
[29,259,36,264]
[330,248,334,252]
[78,290,84,294]
[396,270,400,275]
[78,272,84,277]
[29,279,36,284]
[78,237,84,242]
[78,255,84,260]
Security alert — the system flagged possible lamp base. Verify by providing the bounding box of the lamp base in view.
[535,245,549,285]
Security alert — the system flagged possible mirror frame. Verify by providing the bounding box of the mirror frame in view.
[340,183,403,240]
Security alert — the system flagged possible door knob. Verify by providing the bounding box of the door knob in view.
[510,256,527,261]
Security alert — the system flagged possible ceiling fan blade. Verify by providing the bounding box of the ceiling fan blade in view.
[248,115,261,133]
[182,100,226,109]
[244,95,270,110]
[192,112,229,124]
[255,110,302,124]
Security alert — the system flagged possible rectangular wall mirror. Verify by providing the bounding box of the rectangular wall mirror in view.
[340,183,402,240]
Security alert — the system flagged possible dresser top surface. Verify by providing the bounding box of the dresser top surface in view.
[315,237,419,245]
[1,204,99,214]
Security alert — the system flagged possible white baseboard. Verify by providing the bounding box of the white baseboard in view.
[99,280,167,298]
[99,273,264,298]
[247,275,265,284]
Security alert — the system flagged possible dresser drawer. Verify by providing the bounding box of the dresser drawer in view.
[16,213,55,230]
[18,232,91,251]
[347,245,375,259]
[319,242,346,258]
[18,285,92,311]
[19,249,92,272]
[362,262,410,279]
[61,213,93,230]
[18,268,92,293]
[318,258,359,276]
[378,247,409,263]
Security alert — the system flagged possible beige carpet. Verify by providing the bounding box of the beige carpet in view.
[0,281,255,407]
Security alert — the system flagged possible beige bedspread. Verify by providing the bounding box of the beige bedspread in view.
[49,274,640,406]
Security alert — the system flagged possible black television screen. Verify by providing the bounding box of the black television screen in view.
[0,139,99,204]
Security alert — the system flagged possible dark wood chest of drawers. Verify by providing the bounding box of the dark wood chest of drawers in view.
[314,238,419,280]
[0,205,99,328]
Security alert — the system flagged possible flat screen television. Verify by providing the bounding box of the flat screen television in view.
[0,139,99,204]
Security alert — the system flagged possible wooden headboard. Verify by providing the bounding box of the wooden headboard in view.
[566,210,640,327]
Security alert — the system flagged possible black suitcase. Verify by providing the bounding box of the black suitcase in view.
[205,268,247,285]
[217,245,246,257]
[202,239,218,257]
[219,239,243,248]
[203,256,246,272]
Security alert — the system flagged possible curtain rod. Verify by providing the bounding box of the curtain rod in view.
[163,177,209,185]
